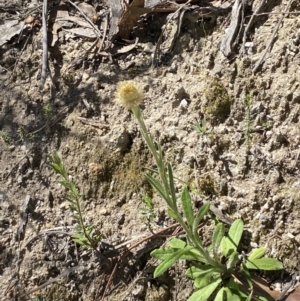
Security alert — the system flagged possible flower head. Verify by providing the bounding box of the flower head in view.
[115,81,144,110]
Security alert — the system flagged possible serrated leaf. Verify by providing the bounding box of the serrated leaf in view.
[212,223,224,259]
[192,202,210,238]
[168,238,186,249]
[245,258,283,270]
[153,247,193,278]
[181,187,194,227]
[187,278,222,301]
[248,247,266,261]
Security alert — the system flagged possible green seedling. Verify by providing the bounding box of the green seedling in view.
[44,102,53,121]
[262,122,272,129]
[0,130,12,144]
[192,117,213,135]
[140,194,156,223]
[49,152,101,249]
[17,126,34,142]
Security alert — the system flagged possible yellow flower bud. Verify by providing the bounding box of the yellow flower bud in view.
[115,81,144,110]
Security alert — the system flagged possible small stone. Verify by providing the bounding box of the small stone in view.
[132,284,145,297]
[17,175,23,185]
[0,192,6,201]
[168,62,177,73]
[59,202,68,210]
[82,72,90,81]
[294,181,300,188]
[99,208,110,215]
[180,99,188,108]
[245,42,254,47]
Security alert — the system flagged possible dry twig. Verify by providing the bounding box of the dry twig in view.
[66,0,101,38]
[220,0,243,57]
[99,222,181,301]
[240,0,267,55]
[252,0,294,73]
[152,0,191,67]
[39,0,48,90]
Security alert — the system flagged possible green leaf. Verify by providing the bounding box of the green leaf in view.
[181,187,194,227]
[228,219,244,249]
[180,248,207,262]
[72,234,90,246]
[59,181,69,189]
[226,278,246,297]
[245,258,283,270]
[168,163,177,206]
[153,247,193,278]
[194,272,213,288]
[248,247,266,260]
[167,208,178,220]
[168,238,186,249]
[192,202,210,238]
[185,266,214,279]
[227,278,238,290]
[50,163,61,174]
[69,206,78,212]
[257,297,271,301]
[212,223,224,259]
[187,278,222,301]
[151,248,177,260]
[191,124,201,133]
[220,237,231,257]
[69,182,78,196]
[145,174,168,202]
[221,219,244,256]
[223,288,241,301]
[241,263,253,292]
[214,288,224,301]
[226,251,239,269]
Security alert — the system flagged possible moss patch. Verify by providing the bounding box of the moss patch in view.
[202,77,232,124]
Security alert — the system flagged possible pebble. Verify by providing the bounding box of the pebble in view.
[82,72,90,81]
[180,99,188,108]
[99,208,110,215]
